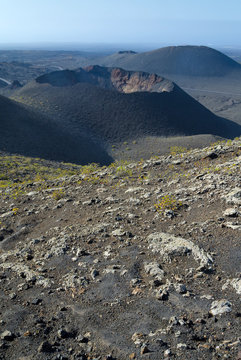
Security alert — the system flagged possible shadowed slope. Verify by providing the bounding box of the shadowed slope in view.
[14,66,241,144]
[0,95,112,165]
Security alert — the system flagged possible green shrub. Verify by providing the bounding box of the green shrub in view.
[52,189,65,200]
[154,195,182,213]
[170,146,188,156]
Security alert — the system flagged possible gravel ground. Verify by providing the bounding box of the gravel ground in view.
[0,139,240,359]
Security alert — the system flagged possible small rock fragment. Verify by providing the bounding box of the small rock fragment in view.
[129,353,136,359]
[31,298,42,305]
[164,210,175,218]
[144,262,165,282]
[0,330,14,341]
[177,343,187,350]
[225,188,241,205]
[112,229,126,237]
[140,344,150,354]
[132,332,145,346]
[156,289,169,301]
[175,283,187,294]
[164,349,171,357]
[77,334,88,343]
[38,341,54,353]
[91,269,99,279]
[210,299,232,316]
[224,208,239,217]
[57,329,70,339]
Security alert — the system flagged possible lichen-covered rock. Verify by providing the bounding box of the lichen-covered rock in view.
[147,232,213,267]
[224,188,241,205]
[222,278,241,294]
[223,208,239,217]
[210,299,232,316]
[144,262,165,282]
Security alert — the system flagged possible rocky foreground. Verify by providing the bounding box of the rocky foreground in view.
[0,139,241,360]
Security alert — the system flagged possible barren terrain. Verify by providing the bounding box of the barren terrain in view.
[0,138,240,359]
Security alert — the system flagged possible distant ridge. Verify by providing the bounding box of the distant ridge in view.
[98,46,241,77]
[117,50,137,54]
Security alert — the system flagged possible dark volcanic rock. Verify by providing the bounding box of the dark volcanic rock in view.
[38,341,54,353]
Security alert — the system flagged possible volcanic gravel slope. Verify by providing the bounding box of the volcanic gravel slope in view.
[0,94,112,165]
[0,138,241,359]
[12,66,241,145]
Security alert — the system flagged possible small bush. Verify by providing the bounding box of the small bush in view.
[154,195,182,213]
[116,165,132,177]
[12,207,19,215]
[170,146,188,156]
[52,189,65,200]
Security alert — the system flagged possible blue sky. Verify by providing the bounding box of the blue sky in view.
[1,0,241,47]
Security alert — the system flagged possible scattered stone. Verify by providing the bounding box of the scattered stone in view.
[230,278,241,294]
[9,293,17,299]
[38,341,54,353]
[175,283,187,294]
[91,269,99,279]
[0,330,14,341]
[204,152,218,160]
[164,349,171,357]
[104,265,124,274]
[27,191,38,197]
[105,355,115,360]
[177,343,187,350]
[112,229,126,237]
[31,298,42,305]
[210,299,232,316]
[130,278,142,287]
[156,289,169,301]
[224,222,241,230]
[129,353,136,359]
[222,278,241,294]
[140,344,150,354]
[144,262,165,282]
[224,188,241,205]
[115,215,123,221]
[164,210,175,218]
[132,333,146,346]
[156,338,167,347]
[223,208,239,217]
[151,279,163,287]
[0,211,14,219]
[77,334,88,343]
[57,329,70,339]
[125,187,143,193]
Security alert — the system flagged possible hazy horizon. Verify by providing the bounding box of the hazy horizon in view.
[1,0,241,50]
[1,42,241,53]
